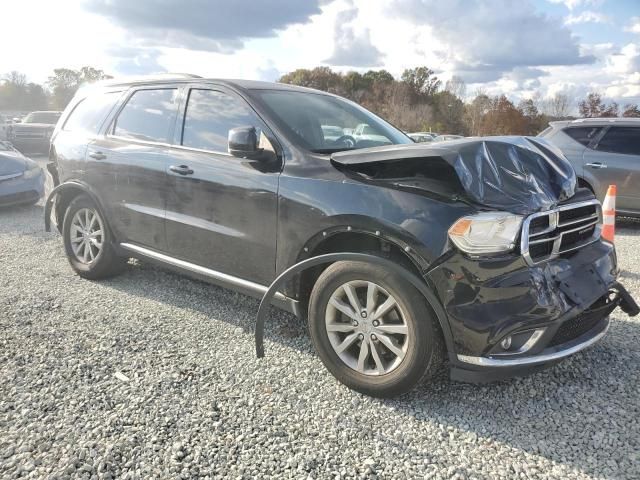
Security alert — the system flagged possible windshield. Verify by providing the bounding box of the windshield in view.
[254,90,412,153]
[22,112,61,124]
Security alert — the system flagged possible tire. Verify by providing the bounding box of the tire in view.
[62,194,126,280]
[308,260,443,397]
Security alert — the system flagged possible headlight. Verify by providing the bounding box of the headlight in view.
[448,212,523,255]
[22,166,42,179]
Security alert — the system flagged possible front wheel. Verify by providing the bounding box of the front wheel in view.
[62,195,126,280]
[308,260,443,397]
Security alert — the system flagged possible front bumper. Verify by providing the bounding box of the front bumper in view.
[427,240,638,382]
[0,169,45,207]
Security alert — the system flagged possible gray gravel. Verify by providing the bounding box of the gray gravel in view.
[1,198,639,479]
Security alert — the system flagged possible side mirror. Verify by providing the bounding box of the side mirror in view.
[228,126,264,159]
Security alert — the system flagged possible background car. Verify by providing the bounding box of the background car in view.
[7,110,62,154]
[0,114,11,141]
[538,117,640,217]
[433,134,464,142]
[0,140,44,206]
[407,133,434,143]
[352,123,394,146]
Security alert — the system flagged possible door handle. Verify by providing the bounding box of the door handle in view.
[586,162,607,169]
[88,151,106,160]
[169,165,194,175]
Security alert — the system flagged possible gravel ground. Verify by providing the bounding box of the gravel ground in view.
[1,193,639,479]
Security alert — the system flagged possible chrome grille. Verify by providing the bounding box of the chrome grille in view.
[521,199,602,265]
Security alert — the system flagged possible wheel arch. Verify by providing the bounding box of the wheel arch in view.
[255,252,456,363]
[290,228,428,310]
[44,180,109,234]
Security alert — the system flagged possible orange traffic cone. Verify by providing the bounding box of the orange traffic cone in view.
[601,185,616,243]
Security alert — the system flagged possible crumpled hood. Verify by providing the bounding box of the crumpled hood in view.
[0,149,34,175]
[331,136,577,215]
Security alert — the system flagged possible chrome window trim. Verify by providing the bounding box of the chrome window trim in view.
[521,199,602,266]
[457,321,609,367]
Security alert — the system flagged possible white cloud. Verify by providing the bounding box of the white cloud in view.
[548,0,603,10]
[324,2,384,67]
[625,17,640,34]
[389,0,594,84]
[564,11,611,25]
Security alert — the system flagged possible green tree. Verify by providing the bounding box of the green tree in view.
[47,66,111,109]
[578,93,602,117]
[400,67,441,99]
[362,69,394,84]
[623,104,640,117]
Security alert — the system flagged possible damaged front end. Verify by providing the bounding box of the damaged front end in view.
[330,136,639,381]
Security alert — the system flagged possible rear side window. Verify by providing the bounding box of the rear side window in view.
[563,126,602,147]
[596,127,640,156]
[181,89,262,152]
[113,88,178,143]
[63,91,121,134]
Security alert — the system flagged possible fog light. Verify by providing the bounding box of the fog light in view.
[500,336,512,350]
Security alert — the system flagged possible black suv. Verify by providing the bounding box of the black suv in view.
[45,75,638,397]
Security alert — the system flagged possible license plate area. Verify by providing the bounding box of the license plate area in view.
[555,265,609,305]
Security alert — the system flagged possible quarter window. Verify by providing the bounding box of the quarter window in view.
[63,91,121,134]
[596,127,640,156]
[113,89,178,143]
[181,89,262,153]
[563,126,602,147]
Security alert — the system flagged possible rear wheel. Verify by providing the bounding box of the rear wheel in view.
[62,195,126,279]
[308,261,443,397]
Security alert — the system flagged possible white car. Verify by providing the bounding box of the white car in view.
[0,115,11,141]
[353,123,393,146]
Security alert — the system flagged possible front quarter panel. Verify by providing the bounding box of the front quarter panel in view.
[275,161,474,278]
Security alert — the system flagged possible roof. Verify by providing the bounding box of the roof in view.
[98,74,328,95]
[549,117,640,128]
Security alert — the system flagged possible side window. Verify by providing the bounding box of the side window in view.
[596,127,640,156]
[181,89,262,152]
[113,88,178,143]
[563,126,602,147]
[63,91,121,134]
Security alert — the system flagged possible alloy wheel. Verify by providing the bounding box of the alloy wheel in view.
[325,280,409,376]
[69,207,104,265]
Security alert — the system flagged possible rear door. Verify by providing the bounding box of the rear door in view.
[164,85,281,285]
[89,86,181,250]
[583,126,640,211]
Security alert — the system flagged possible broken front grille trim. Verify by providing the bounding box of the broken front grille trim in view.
[521,199,602,266]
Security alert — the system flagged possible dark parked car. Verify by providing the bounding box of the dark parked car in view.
[44,75,638,397]
[0,141,44,206]
[8,110,62,153]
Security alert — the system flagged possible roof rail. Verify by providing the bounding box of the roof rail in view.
[98,73,203,87]
[570,117,640,123]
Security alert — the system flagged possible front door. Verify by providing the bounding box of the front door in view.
[583,126,640,212]
[164,86,281,285]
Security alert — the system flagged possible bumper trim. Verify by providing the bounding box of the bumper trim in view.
[457,320,609,367]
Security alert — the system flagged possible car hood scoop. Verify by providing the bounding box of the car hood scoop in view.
[331,136,577,215]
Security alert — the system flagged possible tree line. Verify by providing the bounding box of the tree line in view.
[0,67,111,112]
[280,67,640,135]
[2,65,639,135]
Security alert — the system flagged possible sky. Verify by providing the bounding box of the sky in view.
[2,0,639,107]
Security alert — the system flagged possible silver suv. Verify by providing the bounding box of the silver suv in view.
[539,118,640,217]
